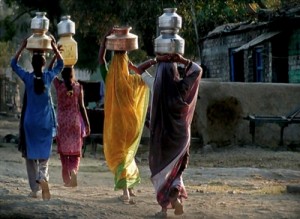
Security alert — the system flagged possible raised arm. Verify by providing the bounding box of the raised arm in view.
[14,38,27,61]
[98,28,114,65]
[50,35,63,61]
[136,59,157,75]
[171,54,202,78]
[48,45,63,71]
[11,38,29,80]
[171,54,191,67]
[136,54,172,74]
[48,35,64,78]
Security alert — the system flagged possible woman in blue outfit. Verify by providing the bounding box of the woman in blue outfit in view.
[11,36,63,200]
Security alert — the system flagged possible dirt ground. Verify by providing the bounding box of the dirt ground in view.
[0,115,300,219]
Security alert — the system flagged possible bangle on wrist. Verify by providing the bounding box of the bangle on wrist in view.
[152,58,157,65]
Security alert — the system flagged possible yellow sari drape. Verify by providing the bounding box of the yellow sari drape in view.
[103,53,149,190]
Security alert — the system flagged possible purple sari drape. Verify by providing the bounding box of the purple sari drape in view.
[149,62,202,208]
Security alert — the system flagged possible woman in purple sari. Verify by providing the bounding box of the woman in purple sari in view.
[146,54,202,217]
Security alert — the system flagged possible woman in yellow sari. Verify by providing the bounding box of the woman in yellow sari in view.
[98,29,149,203]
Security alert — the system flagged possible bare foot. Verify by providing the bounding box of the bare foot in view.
[129,188,136,197]
[28,191,38,198]
[118,195,130,203]
[118,195,136,205]
[69,170,77,187]
[39,180,50,201]
[128,199,136,205]
[154,211,167,218]
[173,198,184,215]
[64,182,72,187]
[169,187,184,215]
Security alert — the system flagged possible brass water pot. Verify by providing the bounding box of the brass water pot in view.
[106,26,138,51]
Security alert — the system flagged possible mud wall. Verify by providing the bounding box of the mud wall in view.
[194,80,300,148]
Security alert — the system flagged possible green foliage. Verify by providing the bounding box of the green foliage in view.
[0,41,14,67]
[0,17,16,41]
[195,0,251,38]
[1,0,285,71]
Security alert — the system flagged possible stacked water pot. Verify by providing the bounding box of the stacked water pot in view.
[26,12,52,51]
[154,8,184,55]
[57,16,78,67]
[105,26,138,51]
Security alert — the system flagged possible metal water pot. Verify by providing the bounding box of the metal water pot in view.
[106,26,138,51]
[26,34,52,51]
[57,15,75,36]
[26,12,51,51]
[30,12,49,34]
[154,30,185,55]
[57,15,77,66]
[158,8,182,33]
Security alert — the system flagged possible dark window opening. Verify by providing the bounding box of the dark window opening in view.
[272,36,288,83]
[229,49,244,82]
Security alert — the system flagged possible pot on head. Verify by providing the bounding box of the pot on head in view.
[158,8,182,33]
[154,30,185,55]
[106,26,138,51]
[57,15,75,36]
[30,12,49,34]
[57,15,78,67]
[26,12,51,51]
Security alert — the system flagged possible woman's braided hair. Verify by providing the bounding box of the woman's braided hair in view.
[32,54,46,95]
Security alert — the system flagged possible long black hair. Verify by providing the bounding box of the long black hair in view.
[61,67,74,96]
[32,54,46,95]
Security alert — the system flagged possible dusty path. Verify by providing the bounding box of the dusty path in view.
[0,116,300,218]
[0,142,300,219]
